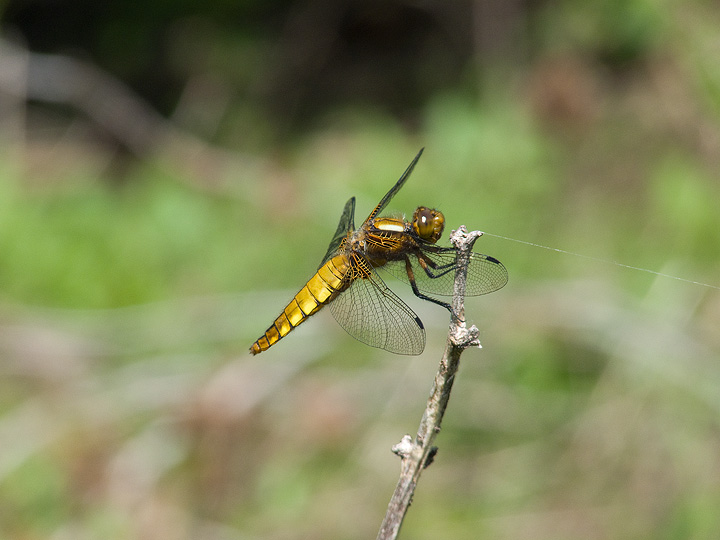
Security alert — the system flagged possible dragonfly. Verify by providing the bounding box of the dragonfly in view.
[250,148,508,356]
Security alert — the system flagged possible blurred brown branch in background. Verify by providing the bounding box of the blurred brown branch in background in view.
[0,37,267,191]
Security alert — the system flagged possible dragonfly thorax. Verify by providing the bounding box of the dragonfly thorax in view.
[412,207,444,244]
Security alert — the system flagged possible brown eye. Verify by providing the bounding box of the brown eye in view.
[415,207,433,237]
[412,207,445,243]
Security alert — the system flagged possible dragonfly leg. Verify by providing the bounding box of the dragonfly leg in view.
[404,257,451,311]
[416,251,454,280]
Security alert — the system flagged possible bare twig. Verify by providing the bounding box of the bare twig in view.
[377,226,484,540]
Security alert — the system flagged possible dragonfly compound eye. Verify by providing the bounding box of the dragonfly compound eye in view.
[413,207,445,243]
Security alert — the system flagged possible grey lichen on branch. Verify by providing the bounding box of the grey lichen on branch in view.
[376,226,487,540]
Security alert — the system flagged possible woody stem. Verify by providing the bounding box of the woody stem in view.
[376,227,483,540]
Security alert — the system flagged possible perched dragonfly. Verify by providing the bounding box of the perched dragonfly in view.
[250,149,508,356]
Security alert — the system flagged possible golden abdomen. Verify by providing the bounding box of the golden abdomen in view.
[250,254,351,355]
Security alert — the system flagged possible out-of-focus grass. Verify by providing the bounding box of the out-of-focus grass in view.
[2,58,720,540]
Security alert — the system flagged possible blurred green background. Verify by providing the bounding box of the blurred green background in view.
[1,1,719,539]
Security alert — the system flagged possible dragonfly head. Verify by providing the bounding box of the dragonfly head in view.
[412,206,444,244]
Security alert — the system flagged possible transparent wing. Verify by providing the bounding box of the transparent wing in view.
[362,148,424,224]
[320,197,355,268]
[381,248,508,297]
[328,270,426,355]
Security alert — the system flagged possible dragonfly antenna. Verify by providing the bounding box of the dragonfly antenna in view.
[482,232,720,291]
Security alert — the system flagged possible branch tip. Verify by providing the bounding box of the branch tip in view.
[450,226,483,251]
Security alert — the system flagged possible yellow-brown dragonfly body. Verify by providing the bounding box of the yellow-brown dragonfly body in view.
[249,252,353,355]
[250,149,507,355]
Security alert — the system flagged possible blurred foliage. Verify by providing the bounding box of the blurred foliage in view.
[1,1,720,540]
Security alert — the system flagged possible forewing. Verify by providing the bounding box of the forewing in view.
[320,197,355,267]
[328,270,426,355]
[363,148,424,224]
[381,250,508,297]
